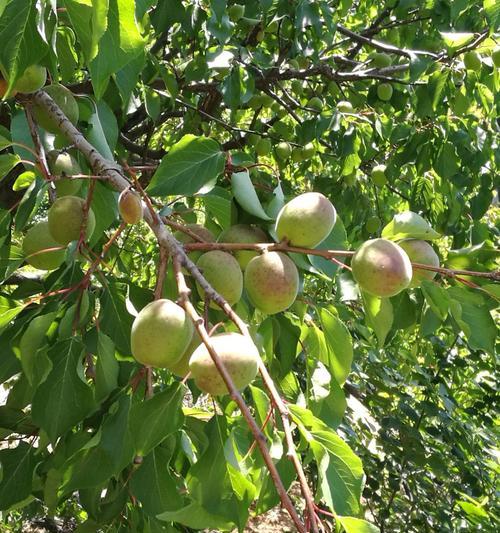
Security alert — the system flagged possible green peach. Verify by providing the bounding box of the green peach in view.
[22,221,65,270]
[398,239,439,288]
[47,196,95,245]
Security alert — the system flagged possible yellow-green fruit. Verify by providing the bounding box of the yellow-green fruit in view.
[256,138,272,156]
[118,189,143,224]
[370,52,392,68]
[371,164,387,187]
[301,143,316,159]
[196,251,243,308]
[463,51,481,71]
[291,147,304,162]
[244,251,299,314]
[131,299,194,368]
[167,329,203,377]
[228,4,245,22]
[49,151,82,197]
[351,238,412,297]
[218,224,268,270]
[48,196,95,245]
[189,332,259,395]
[275,141,292,161]
[33,84,79,133]
[22,221,65,270]
[291,79,305,95]
[307,96,323,111]
[365,216,381,234]
[492,47,500,68]
[337,100,353,113]
[377,83,393,101]
[276,192,336,248]
[15,65,47,93]
[398,239,439,288]
[175,224,216,264]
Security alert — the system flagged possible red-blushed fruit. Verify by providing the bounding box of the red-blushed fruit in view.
[22,221,65,270]
[118,189,143,224]
[352,238,412,297]
[196,251,243,308]
[47,196,96,245]
[398,239,439,288]
[217,224,268,270]
[189,332,259,395]
[131,299,194,368]
[244,251,299,314]
[276,192,336,248]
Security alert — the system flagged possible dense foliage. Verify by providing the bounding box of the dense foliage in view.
[0,1,498,532]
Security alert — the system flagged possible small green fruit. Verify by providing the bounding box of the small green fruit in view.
[118,189,143,224]
[15,65,47,94]
[370,52,392,68]
[196,251,243,308]
[189,332,259,396]
[33,84,79,133]
[365,216,381,233]
[48,151,82,197]
[228,4,245,22]
[337,100,353,113]
[275,141,292,161]
[22,221,65,270]
[244,251,299,314]
[276,192,336,248]
[291,147,305,162]
[288,59,300,70]
[246,133,260,146]
[351,238,412,297]
[256,30,265,42]
[463,51,481,71]
[301,142,316,159]
[47,195,95,245]
[307,96,323,111]
[371,164,387,187]
[256,138,272,156]
[131,299,194,368]
[218,224,268,270]
[377,83,393,101]
[291,80,305,95]
[398,239,439,288]
[174,224,216,264]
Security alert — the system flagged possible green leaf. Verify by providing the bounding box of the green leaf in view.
[88,0,145,98]
[0,153,21,180]
[382,211,440,241]
[362,291,393,347]
[148,135,225,196]
[338,516,380,533]
[157,501,234,530]
[31,338,96,442]
[0,442,36,510]
[12,170,36,191]
[98,281,133,355]
[308,217,348,278]
[484,0,500,28]
[129,382,186,456]
[310,363,347,429]
[434,141,460,179]
[440,32,474,52]
[95,331,119,402]
[201,189,233,230]
[130,446,183,516]
[421,281,449,320]
[0,296,25,332]
[318,308,353,385]
[231,170,272,220]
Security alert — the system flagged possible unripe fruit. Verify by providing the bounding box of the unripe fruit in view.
[131,299,194,368]
[48,196,96,245]
[48,151,82,197]
[218,224,268,270]
[167,329,203,377]
[196,251,243,308]
[371,164,387,187]
[377,83,393,101]
[174,224,216,264]
[256,30,265,42]
[398,239,439,288]
[288,59,300,70]
[337,100,353,113]
[118,189,143,224]
[370,52,392,68]
[301,142,316,159]
[291,147,304,162]
[15,65,47,93]
[365,216,381,233]
[351,238,412,297]
[228,4,245,22]
[275,141,292,161]
[256,138,272,156]
[189,332,259,395]
[307,96,323,111]
[33,84,79,133]
[22,221,65,270]
[492,47,500,68]
[244,251,299,314]
[463,51,481,71]
[291,80,305,95]
[276,192,336,248]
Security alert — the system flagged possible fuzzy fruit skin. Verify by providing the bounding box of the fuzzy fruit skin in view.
[398,239,439,288]
[189,333,259,396]
[48,196,96,245]
[371,164,387,187]
[276,192,336,248]
[307,96,323,111]
[377,83,393,101]
[365,216,381,233]
[218,224,268,270]
[196,251,243,308]
[244,251,299,314]
[337,100,353,113]
[275,141,292,161]
[49,151,82,196]
[15,65,47,93]
[352,238,412,297]
[167,329,203,377]
[131,299,194,368]
[228,4,245,22]
[118,189,143,224]
[22,221,65,270]
[370,52,392,68]
[463,51,481,71]
[33,84,79,133]
[175,224,216,264]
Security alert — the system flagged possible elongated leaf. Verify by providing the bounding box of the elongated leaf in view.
[32,338,96,441]
[0,296,25,331]
[95,331,119,401]
[231,171,272,220]
[148,135,225,196]
[362,291,393,347]
[98,281,133,355]
[338,516,380,533]
[0,153,21,180]
[0,442,36,510]
[382,211,440,241]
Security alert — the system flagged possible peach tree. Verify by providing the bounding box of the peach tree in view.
[0,1,498,532]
